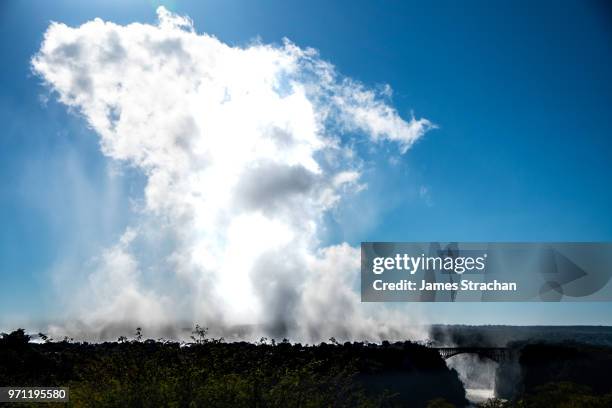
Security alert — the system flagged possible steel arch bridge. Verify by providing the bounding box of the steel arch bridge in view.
[434,347,511,362]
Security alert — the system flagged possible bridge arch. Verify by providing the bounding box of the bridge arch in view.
[434,347,511,363]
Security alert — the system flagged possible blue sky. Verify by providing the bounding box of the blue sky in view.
[1,0,612,329]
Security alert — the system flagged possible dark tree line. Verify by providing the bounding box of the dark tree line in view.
[0,329,467,407]
[3,328,612,407]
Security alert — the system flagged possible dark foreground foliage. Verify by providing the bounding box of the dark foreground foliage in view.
[489,341,612,408]
[479,382,612,408]
[0,329,467,408]
[495,341,612,400]
[519,343,612,396]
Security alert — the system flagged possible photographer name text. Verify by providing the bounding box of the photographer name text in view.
[372,279,517,292]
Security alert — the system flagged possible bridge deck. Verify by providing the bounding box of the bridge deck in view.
[432,347,511,362]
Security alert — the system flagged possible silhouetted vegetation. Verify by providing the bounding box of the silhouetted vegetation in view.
[519,343,612,396]
[0,329,467,407]
[479,382,612,407]
[491,341,612,407]
[5,327,612,407]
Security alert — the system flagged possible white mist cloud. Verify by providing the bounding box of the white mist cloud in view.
[32,7,432,342]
